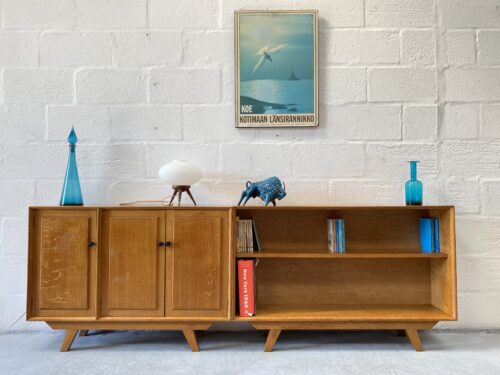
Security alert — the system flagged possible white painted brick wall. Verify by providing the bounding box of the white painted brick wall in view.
[302,0,364,28]
[150,68,221,103]
[114,32,182,67]
[324,30,400,64]
[294,144,365,178]
[481,180,500,215]
[330,105,401,140]
[441,0,500,28]
[1,0,500,332]
[365,143,439,179]
[441,142,500,178]
[0,105,45,142]
[477,31,500,65]
[183,105,250,141]
[0,32,39,67]
[110,106,182,141]
[4,69,73,104]
[445,31,476,66]
[401,30,436,66]
[47,105,111,141]
[183,31,232,67]
[369,68,437,102]
[3,0,75,29]
[482,105,500,139]
[150,0,218,29]
[41,32,113,67]
[366,0,435,27]
[443,104,479,139]
[402,105,437,141]
[444,177,480,214]
[0,218,28,256]
[221,143,297,178]
[320,68,366,104]
[75,0,147,30]
[446,68,500,101]
[76,69,148,104]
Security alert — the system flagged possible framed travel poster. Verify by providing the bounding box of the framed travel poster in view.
[235,10,318,128]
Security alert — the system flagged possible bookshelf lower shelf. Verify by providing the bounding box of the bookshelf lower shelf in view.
[234,304,453,322]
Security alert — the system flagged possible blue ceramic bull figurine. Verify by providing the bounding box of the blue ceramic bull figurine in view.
[237,176,287,206]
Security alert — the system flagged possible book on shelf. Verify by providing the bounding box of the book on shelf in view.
[237,259,256,317]
[252,220,261,252]
[247,220,253,252]
[327,218,346,253]
[419,218,440,253]
[434,218,440,252]
[239,219,246,253]
[236,217,241,252]
[236,219,260,253]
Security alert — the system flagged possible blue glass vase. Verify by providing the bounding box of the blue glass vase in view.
[405,161,423,206]
[60,128,83,206]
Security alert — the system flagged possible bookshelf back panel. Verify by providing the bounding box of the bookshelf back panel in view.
[237,207,452,253]
[256,259,431,306]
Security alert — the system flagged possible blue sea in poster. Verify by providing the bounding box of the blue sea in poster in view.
[240,79,314,114]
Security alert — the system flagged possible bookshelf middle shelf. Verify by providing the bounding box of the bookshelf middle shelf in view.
[236,249,448,259]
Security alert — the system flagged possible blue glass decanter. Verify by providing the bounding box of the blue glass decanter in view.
[405,161,423,206]
[60,127,83,206]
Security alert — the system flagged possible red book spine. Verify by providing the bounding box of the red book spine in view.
[238,260,255,316]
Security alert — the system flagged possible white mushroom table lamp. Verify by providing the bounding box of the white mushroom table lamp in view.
[158,160,202,206]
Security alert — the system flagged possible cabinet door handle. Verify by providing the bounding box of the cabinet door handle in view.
[165,241,172,247]
[158,241,165,247]
[88,241,96,248]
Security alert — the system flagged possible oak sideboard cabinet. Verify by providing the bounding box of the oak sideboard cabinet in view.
[27,206,456,352]
[27,207,231,352]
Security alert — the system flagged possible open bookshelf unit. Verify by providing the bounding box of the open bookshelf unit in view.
[234,206,457,351]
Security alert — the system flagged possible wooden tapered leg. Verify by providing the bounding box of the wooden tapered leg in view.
[264,329,281,352]
[182,329,200,352]
[79,330,89,337]
[396,330,406,336]
[60,330,78,352]
[405,329,424,352]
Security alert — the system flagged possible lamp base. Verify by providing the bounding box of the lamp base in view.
[168,185,197,207]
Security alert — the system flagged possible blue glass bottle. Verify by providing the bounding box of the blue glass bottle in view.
[405,161,423,206]
[60,127,83,206]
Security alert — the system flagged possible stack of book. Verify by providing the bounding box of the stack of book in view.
[236,219,260,253]
[419,218,440,253]
[237,259,256,316]
[327,218,346,253]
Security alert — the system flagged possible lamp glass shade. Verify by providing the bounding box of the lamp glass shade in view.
[158,160,202,186]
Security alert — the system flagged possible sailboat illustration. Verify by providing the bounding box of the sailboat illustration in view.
[288,65,299,80]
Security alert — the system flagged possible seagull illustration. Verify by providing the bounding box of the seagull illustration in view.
[252,43,287,74]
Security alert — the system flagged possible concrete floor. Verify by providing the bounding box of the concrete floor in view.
[0,330,499,375]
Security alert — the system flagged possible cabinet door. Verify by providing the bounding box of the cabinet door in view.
[100,210,165,317]
[165,210,229,318]
[28,209,97,318]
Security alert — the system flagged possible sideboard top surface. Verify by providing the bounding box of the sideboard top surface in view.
[29,205,455,211]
